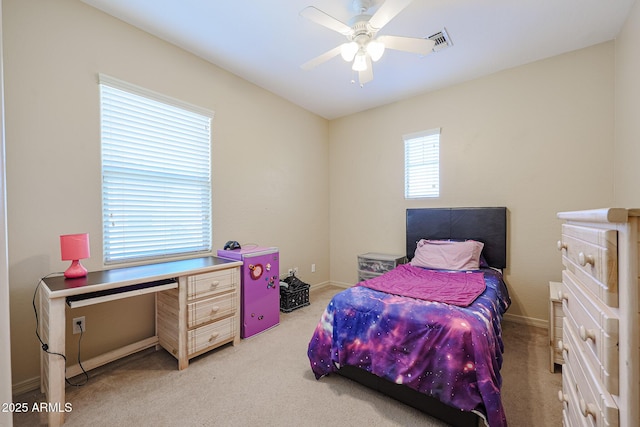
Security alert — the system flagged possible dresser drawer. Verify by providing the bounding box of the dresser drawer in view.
[562,319,619,427]
[188,316,236,356]
[187,291,237,328]
[187,268,238,300]
[562,364,590,427]
[562,270,619,394]
[358,270,380,282]
[551,299,564,364]
[560,224,618,307]
[358,257,395,273]
[550,281,565,370]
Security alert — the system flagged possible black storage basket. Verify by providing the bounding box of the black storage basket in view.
[280,275,310,313]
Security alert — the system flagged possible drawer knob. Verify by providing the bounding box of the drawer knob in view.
[557,240,567,251]
[579,325,596,342]
[579,398,597,419]
[210,281,220,289]
[557,340,569,356]
[558,290,568,301]
[210,306,220,315]
[558,390,568,403]
[578,252,594,267]
[208,332,220,342]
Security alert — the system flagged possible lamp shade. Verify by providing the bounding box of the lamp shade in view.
[60,233,90,260]
[367,41,385,62]
[60,233,90,278]
[352,52,368,71]
[340,42,358,62]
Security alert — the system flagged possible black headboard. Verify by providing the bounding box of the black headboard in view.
[406,207,507,269]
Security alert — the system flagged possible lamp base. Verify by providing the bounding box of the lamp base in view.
[64,260,87,278]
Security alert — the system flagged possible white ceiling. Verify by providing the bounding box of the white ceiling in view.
[81,0,635,120]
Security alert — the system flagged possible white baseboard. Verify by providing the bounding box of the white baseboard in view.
[309,281,351,291]
[12,375,40,396]
[503,312,547,329]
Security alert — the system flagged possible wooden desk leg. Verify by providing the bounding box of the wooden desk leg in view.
[177,276,189,370]
[41,289,67,427]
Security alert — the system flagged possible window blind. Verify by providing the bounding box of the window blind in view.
[99,75,213,264]
[404,129,440,199]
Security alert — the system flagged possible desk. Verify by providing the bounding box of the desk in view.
[38,256,242,427]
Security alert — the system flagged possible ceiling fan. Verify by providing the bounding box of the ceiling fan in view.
[300,0,435,86]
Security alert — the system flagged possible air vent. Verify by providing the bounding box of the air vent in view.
[427,28,452,52]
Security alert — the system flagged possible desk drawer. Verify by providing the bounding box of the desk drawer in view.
[187,268,238,300]
[560,224,618,307]
[187,291,237,328]
[188,316,235,356]
[562,270,619,394]
[562,319,618,427]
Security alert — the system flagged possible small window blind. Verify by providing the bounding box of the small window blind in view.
[99,74,213,264]
[404,128,440,199]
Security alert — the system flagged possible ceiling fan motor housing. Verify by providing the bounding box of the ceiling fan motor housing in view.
[348,17,376,42]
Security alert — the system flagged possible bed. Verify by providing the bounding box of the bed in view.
[307,207,510,427]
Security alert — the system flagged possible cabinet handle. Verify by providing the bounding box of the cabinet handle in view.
[578,252,594,267]
[579,398,597,419]
[579,325,596,342]
[210,280,220,289]
[208,332,220,342]
[557,240,568,251]
[210,306,220,315]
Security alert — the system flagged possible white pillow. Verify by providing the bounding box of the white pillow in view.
[410,239,485,270]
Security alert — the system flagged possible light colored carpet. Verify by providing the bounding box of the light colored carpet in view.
[14,285,562,426]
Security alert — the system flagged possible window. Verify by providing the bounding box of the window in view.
[404,128,440,199]
[99,74,213,264]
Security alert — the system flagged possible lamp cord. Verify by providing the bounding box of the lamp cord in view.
[32,274,89,387]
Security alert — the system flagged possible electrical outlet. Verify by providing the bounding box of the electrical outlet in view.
[72,316,85,335]
[311,263,316,273]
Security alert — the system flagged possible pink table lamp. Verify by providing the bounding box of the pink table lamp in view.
[60,233,90,278]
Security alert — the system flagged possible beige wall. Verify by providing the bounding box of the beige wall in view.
[4,0,634,393]
[3,0,329,389]
[329,42,615,323]
[615,0,640,206]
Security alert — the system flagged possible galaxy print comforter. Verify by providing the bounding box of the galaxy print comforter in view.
[307,267,511,427]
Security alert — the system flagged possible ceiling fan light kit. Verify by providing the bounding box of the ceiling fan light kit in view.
[352,53,368,71]
[366,40,385,61]
[301,0,435,86]
[340,42,359,61]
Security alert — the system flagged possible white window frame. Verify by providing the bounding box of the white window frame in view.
[404,128,440,199]
[99,74,213,264]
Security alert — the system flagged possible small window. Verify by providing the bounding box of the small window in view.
[404,129,440,199]
[99,74,213,264]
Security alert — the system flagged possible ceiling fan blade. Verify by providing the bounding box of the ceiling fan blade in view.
[301,45,343,70]
[300,6,352,35]
[368,0,414,30]
[358,56,374,85]
[377,35,435,55]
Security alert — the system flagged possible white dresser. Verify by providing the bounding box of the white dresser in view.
[557,208,639,427]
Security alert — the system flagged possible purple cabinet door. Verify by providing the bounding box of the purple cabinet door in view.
[240,250,280,337]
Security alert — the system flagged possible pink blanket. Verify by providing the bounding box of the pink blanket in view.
[358,264,486,307]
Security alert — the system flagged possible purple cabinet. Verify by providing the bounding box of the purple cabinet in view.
[217,246,279,338]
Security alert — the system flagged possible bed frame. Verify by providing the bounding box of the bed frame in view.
[339,207,508,427]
